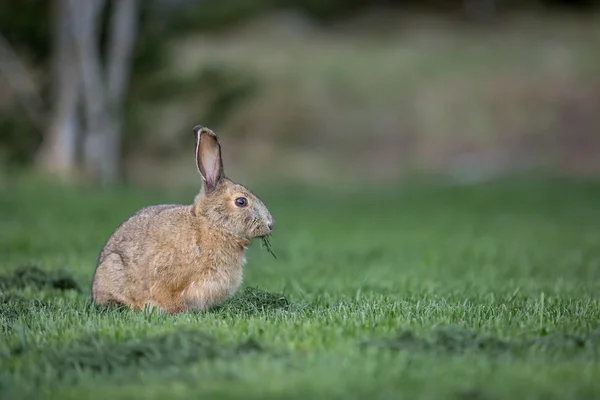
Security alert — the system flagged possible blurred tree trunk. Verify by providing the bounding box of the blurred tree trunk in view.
[36,0,80,177]
[34,0,139,184]
[67,0,139,185]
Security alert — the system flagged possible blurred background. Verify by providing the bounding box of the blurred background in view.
[0,0,599,189]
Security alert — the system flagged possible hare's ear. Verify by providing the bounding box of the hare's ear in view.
[194,125,224,193]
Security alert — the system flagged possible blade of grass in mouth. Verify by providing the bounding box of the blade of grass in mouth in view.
[261,235,277,259]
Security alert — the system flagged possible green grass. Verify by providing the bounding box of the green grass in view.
[1,176,600,399]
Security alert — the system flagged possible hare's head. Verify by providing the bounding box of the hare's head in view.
[192,126,274,240]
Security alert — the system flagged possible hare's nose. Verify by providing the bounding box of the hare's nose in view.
[268,219,275,231]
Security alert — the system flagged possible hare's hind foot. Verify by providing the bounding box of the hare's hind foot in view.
[145,292,187,314]
[92,290,139,310]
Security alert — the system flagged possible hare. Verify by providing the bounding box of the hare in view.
[91,125,275,314]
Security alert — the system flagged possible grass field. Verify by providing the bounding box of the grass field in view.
[1,176,600,399]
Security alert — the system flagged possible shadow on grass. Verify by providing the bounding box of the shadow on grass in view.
[360,327,600,357]
[43,329,264,381]
[91,286,298,316]
[209,286,295,316]
[0,265,80,292]
[0,293,51,335]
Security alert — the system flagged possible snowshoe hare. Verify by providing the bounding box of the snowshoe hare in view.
[91,126,275,313]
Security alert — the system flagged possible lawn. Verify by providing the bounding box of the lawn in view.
[1,176,599,399]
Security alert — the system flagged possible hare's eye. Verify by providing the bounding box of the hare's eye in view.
[234,197,248,208]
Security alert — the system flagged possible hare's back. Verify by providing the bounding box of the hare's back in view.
[131,204,182,219]
[99,204,192,262]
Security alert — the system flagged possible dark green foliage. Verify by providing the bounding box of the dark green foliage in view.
[195,64,259,128]
[124,63,259,159]
[164,0,278,33]
[280,0,374,21]
[164,0,600,27]
[0,109,43,167]
[0,0,51,63]
[0,265,80,292]
[131,63,258,122]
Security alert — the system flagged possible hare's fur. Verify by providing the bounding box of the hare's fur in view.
[91,127,274,314]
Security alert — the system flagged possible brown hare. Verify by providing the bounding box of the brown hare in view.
[91,126,275,314]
